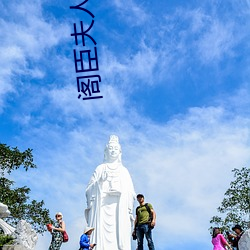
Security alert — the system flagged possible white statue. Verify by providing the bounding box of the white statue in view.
[0,203,37,250]
[85,135,136,250]
[239,229,250,250]
[0,202,15,235]
[0,202,11,218]
[13,220,38,250]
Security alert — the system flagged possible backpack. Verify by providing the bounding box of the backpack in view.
[136,203,154,229]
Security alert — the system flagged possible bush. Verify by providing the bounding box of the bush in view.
[0,234,14,247]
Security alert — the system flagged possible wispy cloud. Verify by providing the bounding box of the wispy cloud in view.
[112,0,149,26]
[0,0,70,111]
[196,19,235,63]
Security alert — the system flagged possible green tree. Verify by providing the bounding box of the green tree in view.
[0,143,52,233]
[210,167,250,232]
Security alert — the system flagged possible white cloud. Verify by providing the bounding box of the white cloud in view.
[99,47,127,83]
[0,0,70,111]
[196,20,235,63]
[128,41,158,85]
[189,8,210,33]
[99,43,160,90]
[47,83,127,120]
[220,83,250,115]
[112,0,148,26]
[155,6,243,68]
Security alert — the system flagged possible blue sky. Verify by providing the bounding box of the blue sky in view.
[1,0,250,249]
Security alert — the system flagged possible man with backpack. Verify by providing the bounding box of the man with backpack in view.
[132,194,156,250]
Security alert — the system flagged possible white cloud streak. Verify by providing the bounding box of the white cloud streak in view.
[196,20,235,63]
[0,0,70,111]
[112,0,149,26]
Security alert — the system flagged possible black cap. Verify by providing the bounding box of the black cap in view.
[232,225,243,231]
[136,194,144,198]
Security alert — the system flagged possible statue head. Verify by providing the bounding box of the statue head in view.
[104,135,122,163]
[0,202,10,218]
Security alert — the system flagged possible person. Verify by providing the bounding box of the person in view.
[48,212,66,250]
[211,227,232,250]
[85,135,136,250]
[133,194,156,250]
[79,227,96,250]
[230,225,244,250]
[226,231,238,249]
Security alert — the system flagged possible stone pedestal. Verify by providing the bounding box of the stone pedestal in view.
[2,246,26,250]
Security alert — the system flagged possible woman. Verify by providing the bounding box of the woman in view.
[49,212,66,250]
[212,227,232,250]
[79,227,96,250]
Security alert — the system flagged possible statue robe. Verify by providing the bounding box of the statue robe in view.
[85,163,136,250]
[239,229,250,250]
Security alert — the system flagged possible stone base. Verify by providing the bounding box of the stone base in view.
[2,245,26,250]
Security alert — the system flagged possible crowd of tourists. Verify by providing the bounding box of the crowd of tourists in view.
[47,193,156,250]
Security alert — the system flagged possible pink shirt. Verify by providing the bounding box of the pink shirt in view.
[212,234,227,250]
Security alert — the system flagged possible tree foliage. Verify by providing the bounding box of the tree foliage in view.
[0,144,36,175]
[210,167,250,232]
[0,143,52,233]
[0,234,14,246]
